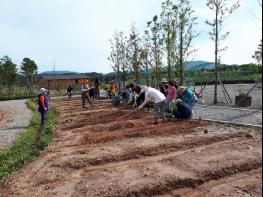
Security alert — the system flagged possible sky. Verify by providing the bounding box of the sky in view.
[0,0,262,74]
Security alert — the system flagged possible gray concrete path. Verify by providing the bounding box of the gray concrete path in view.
[194,104,262,127]
[0,99,33,149]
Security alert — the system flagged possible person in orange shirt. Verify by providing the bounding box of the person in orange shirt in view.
[109,81,117,98]
[38,88,48,126]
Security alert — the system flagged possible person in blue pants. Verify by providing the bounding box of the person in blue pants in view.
[38,88,48,126]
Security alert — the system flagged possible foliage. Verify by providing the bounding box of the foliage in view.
[0,99,58,182]
[252,39,262,71]
[0,56,18,97]
[174,0,198,85]
[145,15,163,87]
[108,31,129,91]
[160,0,178,80]
[128,23,143,84]
[20,57,38,93]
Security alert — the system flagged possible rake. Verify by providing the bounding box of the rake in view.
[116,109,137,121]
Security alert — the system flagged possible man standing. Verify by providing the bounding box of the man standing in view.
[134,85,166,125]
[81,81,93,108]
[67,84,73,100]
[94,78,101,100]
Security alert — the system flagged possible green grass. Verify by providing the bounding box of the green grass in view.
[0,99,58,182]
[184,72,261,83]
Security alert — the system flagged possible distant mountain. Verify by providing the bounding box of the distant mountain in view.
[39,71,79,75]
[183,61,215,71]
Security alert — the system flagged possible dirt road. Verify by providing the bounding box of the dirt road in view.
[0,98,262,196]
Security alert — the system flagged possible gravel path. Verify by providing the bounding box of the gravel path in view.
[0,100,33,149]
[194,104,262,126]
[192,84,262,110]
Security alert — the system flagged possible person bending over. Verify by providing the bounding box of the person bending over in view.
[172,99,192,119]
[134,85,166,125]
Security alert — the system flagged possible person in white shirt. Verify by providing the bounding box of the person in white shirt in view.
[134,85,166,125]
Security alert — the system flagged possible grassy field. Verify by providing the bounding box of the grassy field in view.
[0,99,58,182]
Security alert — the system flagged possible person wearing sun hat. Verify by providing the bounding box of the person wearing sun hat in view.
[38,88,48,126]
[177,86,197,111]
[172,99,192,119]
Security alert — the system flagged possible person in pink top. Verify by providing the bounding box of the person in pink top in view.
[166,80,177,112]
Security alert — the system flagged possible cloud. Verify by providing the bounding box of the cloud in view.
[0,0,261,74]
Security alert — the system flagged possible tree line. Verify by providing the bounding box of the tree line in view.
[108,0,262,104]
[0,56,38,97]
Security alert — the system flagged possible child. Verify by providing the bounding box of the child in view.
[38,88,48,126]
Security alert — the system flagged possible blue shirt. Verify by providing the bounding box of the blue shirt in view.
[179,88,194,106]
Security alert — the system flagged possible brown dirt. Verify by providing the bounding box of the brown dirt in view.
[0,98,262,197]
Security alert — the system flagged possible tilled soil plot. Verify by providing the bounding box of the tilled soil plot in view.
[0,98,262,197]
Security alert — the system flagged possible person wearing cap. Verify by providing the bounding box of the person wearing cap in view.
[134,85,166,125]
[178,86,197,111]
[81,81,93,108]
[38,88,48,126]
[172,99,192,119]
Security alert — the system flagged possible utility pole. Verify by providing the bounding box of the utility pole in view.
[53,59,56,90]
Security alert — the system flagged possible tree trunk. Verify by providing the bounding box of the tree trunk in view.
[179,26,184,86]
[167,31,171,80]
[146,62,149,86]
[117,66,121,93]
[213,6,219,104]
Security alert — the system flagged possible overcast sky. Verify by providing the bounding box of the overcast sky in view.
[0,0,262,73]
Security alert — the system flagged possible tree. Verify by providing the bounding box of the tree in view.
[161,0,178,80]
[128,23,142,84]
[205,0,240,104]
[0,56,18,96]
[252,40,262,72]
[145,15,164,87]
[0,63,3,94]
[119,33,130,89]
[20,57,38,93]
[175,0,198,85]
